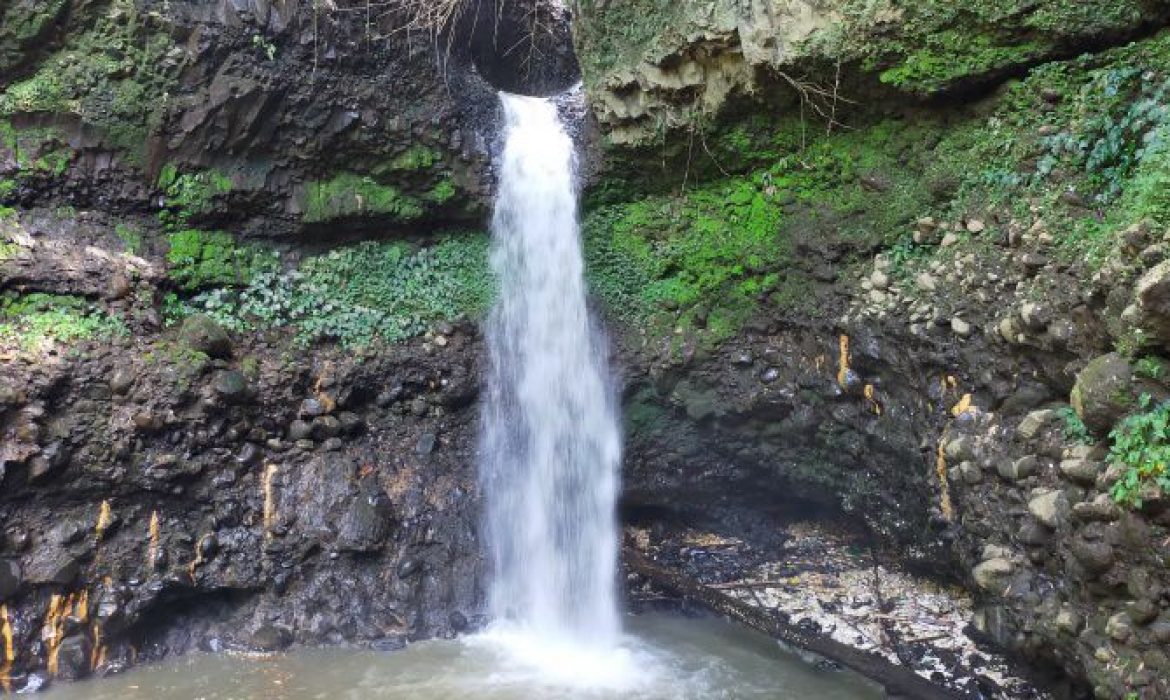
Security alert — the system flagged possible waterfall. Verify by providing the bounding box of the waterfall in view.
[480,91,622,651]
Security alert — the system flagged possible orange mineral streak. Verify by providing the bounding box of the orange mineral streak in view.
[863,384,883,416]
[147,510,161,568]
[45,592,90,677]
[935,431,955,522]
[187,534,212,580]
[836,335,850,388]
[951,393,973,417]
[263,463,278,540]
[95,500,113,538]
[1,605,14,693]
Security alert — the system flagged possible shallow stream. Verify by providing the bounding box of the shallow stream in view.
[41,614,882,699]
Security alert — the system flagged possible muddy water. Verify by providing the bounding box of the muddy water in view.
[41,615,883,699]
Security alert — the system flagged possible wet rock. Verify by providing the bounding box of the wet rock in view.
[252,624,293,651]
[178,314,232,359]
[1055,606,1082,635]
[998,455,1038,482]
[236,442,262,466]
[449,610,469,632]
[1128,599,1159,625]
[336,493,392,553]
[337,412,364,435]
[370,635,407,651]
[0,559,21,601]
[1073,495,1121,522]
[24,546,81,585]
[310,415,342,440]
[288,419,312,441]
[213,370,250,402]
[1028,490,1069,529]
[415,432,437,456]
[54,634,92,680]
[1071,354,1134,434]
[951,317,972,337]
[300,397,328,417]
[1019,303,1050,331]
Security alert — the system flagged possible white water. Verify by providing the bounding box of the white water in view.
[479,91,623,665]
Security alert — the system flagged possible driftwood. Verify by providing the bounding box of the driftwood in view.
[623,547,969,700]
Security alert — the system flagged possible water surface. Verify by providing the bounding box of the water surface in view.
[41,614,883,699]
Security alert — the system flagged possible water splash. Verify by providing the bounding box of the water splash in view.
[480,91,623,656]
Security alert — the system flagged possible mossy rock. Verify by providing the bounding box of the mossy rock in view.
[178,313,232,359]
[1071,353,1136,434]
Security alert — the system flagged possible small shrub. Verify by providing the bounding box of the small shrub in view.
[1057,405,1093,445]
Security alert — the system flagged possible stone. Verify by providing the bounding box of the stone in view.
[252,624,293,651]
[915,272,938,291]
[1059,458,1100,485]
[1128,599,1159,625]
[1073,495,1121,522]
[213,370,249,401]
[951,317,972,337]
[109,368,135,395]
[310,415,341,440]
[287,419,312,441]
[1028,490,1068,529]
[998,455,1038,482]
[869,270,889,290]
[300,397,328,417]
[54,634,92,680]
[944,436,975,462]
[1070,538,1114,574]
[940,232,960,247]
[973,558,1013,592]
[1134,258,1170,348]
[1017,409,1055,440]
[178,314,232,359]
[966,219,986,234]
[955,460,982,484]
[1019,302,1050,331]
[415,432,437,456]
[1071,353,1134,434]
[336,493,391,552]
[337,412,364,435]
[1106,612,1133,642]
[0,559,21,601]
[1055,606,1082,634]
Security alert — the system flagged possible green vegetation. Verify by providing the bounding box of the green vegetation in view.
[166,229,273,290]
[171,235,492,347]
[115,223,144,255]
[0,0,179,162]
[158,165,234,227]
[0,293,126,350]
[1057,406,1094,445]
[387,145,442,172]
[824,0,1154,94]
[1108,394,1170,508]
[303,173,424,224]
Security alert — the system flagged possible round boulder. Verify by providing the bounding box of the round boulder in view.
[1071,353,1134,434]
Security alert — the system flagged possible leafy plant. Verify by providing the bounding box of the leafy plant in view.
[0,292,126,350]
[165,229,273,290]
[1057,406,1093,445]
[252,34,277,61]
[1108,394,1170,507]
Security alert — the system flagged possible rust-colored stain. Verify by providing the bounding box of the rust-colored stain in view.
[1,604,13,693]
[935,432,955,522]
[188,534,213,581]
[815,354,826,372]
[836,335,850,388]
[863,384,883,416]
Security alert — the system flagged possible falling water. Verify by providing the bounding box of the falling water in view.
[480,91,623,652]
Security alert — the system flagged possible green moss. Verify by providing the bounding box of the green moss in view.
[166,229,273,291]
[879,32,1045,93]
[573,0,684,88]
[158,165,233,226]
[0,0,179,163]
[0,1,70,74]
[427,176,457,204]
[0,292,126,350]
[386,145,442,171]
[114,223,144,254]
[303,173,424,224]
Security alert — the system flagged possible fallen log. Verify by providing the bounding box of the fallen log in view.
[624,546,969,700]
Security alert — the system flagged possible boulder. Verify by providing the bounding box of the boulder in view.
[1028,490,1069,529]
[54,634,92,680]
[1071,354,1134,434]
[1134,258,1170,348]
[998,455,1038,482]
[178,314,232,359]
[336,493,392,553]
[252,624,293,651]
[973,558,1014,593]
[1017,409,1055,441]
[1060,458,1101,485]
